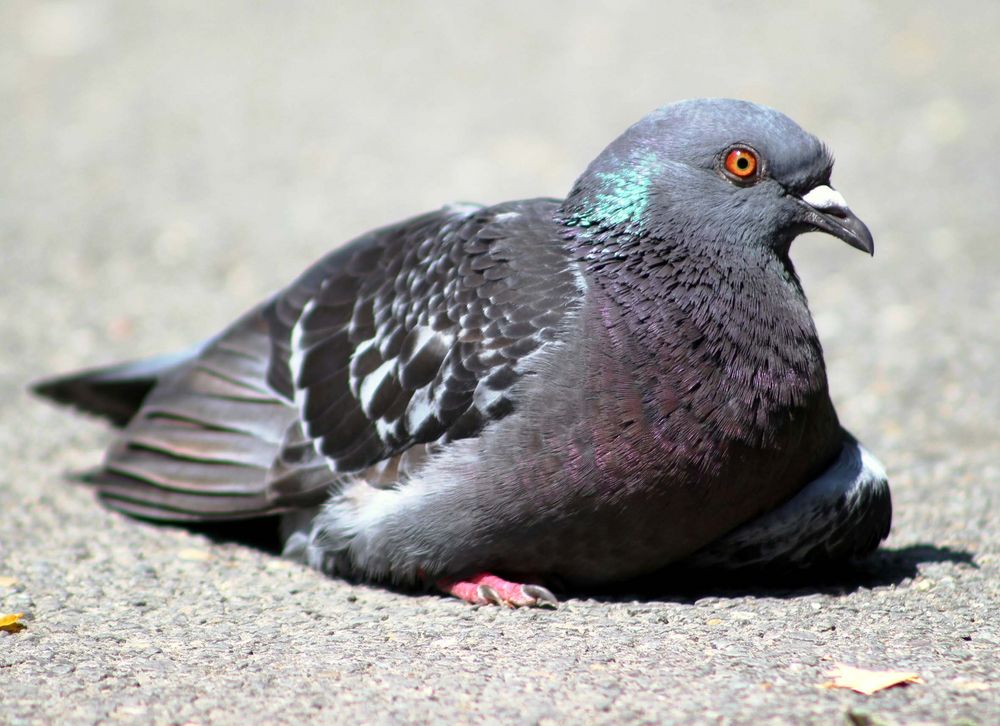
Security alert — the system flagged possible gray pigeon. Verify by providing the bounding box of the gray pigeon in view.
[34,99,891,608]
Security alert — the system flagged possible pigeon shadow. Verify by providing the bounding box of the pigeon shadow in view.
[580,544,978,603]
[187,517,285,554]
[186,517,976,604]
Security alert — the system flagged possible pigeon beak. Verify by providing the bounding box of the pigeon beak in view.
[797,185,875,255]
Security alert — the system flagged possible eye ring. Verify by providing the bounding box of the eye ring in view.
[722,147,760,183]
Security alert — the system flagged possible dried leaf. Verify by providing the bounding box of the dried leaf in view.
[0,613,25,633]
[822,664,924,695]
[0,576,17,588]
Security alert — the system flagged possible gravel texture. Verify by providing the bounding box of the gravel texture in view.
[2,2,998,724]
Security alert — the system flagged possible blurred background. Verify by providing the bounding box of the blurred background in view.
[2,3,997,456]
[5,1,998,479]
[1,2,997,722]
[4,0,999,583]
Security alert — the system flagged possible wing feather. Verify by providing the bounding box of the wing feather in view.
[84,199,582,521]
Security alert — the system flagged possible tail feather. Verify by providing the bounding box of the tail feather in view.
[32,347,204,427]
[33,307,334,524]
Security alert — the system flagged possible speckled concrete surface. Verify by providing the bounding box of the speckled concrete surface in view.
[1,2,998,724]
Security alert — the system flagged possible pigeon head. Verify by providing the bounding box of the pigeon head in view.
[561,98,873,255]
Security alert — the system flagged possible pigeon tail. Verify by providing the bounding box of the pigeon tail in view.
[32,346,205,427]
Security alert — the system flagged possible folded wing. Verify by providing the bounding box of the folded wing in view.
[44,200,582,521]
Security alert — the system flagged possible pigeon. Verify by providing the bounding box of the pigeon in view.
[34,99,891,608]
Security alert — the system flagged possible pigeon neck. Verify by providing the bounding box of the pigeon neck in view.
[569,226,834,434]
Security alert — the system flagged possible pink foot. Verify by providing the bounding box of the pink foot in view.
[437,572,558,608]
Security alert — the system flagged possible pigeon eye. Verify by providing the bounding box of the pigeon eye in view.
[723,148,759,181]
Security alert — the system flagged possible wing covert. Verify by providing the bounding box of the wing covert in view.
[282,200,582,475]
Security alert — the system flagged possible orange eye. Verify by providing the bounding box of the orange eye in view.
[724,148,758,179]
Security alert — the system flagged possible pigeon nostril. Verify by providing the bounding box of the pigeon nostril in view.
[800,185,849,214]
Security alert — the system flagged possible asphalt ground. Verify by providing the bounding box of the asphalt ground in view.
[1,2,998,724]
